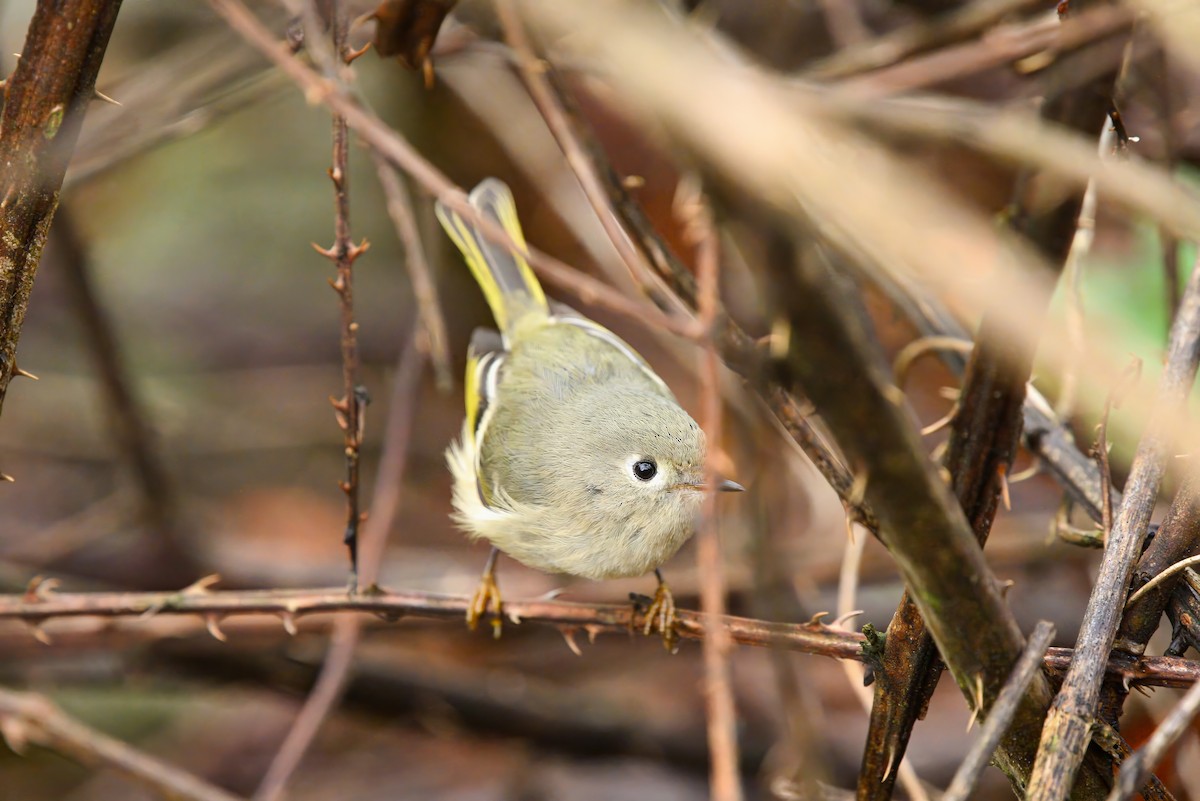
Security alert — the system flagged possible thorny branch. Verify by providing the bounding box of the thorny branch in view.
[859,1,1121,785]
[3,583,1199,688]
[308,0,370,580]
[0,0,124,429]
[1028,254,1200,801]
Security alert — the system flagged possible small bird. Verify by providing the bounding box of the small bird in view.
[436,178,743,648]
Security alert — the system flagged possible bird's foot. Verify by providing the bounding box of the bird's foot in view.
[640,578,679,653]
[467,570,503,639]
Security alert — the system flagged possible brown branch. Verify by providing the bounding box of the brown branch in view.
[858,6,1120,790]
[2,584,1200,687]
[760,227,1108,796]
[686,191,742,801]
[0,0,124,424]
[1028,252,1200,801]
[1118,470,1200,652]
[312,0,368,581]
[0,687,245,801]
[942,621,1057,801]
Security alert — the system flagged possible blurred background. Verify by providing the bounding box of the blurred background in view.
[1,0,1199,799]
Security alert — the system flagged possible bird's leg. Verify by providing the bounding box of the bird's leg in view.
[467,547,503,639]
[642,568,680,652]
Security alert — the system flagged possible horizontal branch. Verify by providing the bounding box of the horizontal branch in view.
[3,585,1198,689]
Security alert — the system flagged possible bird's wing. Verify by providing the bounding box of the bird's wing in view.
[464,328,506,506]
[546,303,672,396]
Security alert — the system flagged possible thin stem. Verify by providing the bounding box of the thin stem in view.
[0,687,244,801]
[688,192,742,801]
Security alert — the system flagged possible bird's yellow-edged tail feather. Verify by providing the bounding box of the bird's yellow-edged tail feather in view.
[435,178,548,338]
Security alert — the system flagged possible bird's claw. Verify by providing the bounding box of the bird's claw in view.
[467,570,503,639]
[640,580,679,652]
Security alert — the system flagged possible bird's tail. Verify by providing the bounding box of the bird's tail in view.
[435,178,549,337]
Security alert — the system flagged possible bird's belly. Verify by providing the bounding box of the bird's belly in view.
[484,514,692,581]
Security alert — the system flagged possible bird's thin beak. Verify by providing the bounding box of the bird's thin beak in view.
[718,479,745,493]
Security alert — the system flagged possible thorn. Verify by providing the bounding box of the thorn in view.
[999,579,1015,599]
[534,587,566,602]
[279,611,298,636]
[920,403,958,436]
[560,626,583,656]
[312,242,337,259]
[205,613,228,642]
[0,472,14,483]
[848,468,868,508]
[966,674,984,731]
[182,574,221,595]
[833,609,864,628]
[422,57,435,89]
[27,622,51,645]
[507,608,523,625]
[806,611,830,626]
[999,464,1012,511]
[13,366,38,380]
[882,747,897,782]
[585,624,604,644]
[24,575,59,602]
[92,88,122,106]
[938,465,953,485]
[348,238,371,261]
[330,395,351,413]
[622,174,646,189]
[329,166,344,185]
[882,383,907,406]
[345,42,372,64]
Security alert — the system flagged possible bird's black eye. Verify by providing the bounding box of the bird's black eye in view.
[632,459,657,481]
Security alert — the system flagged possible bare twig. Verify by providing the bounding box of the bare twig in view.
[1028,255,1200,801]
[0,687,244,801]
[371,155,452,390]
[942,621,1057,801]
[308,0,369,581]
[2,584,1199,687]
[806,0,1048,80]
[1118,471,1200,652]
[0,0,124,422]
[1106,679,1200,801]
[684,189,742,801]
[205,0,703,341]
